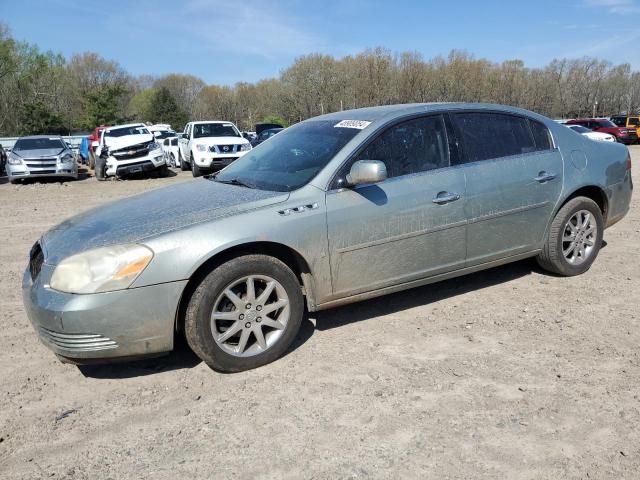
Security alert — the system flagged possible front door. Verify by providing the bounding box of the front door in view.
[326,114,468,298]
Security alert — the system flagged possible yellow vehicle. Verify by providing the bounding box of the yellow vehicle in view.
[611,115,640,140]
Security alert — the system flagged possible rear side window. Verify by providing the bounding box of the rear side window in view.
[529,120,553,151]
[453,112,536,163]
[355,115,449,178]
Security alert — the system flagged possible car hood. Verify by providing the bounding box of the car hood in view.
[104,134,154,150]
[41,180,289,265]
[13,148,65,158]
[192,136,249,146]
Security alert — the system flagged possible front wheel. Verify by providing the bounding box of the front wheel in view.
[191,154,202,177]
[536,196,604,276]
[184,255,304,372]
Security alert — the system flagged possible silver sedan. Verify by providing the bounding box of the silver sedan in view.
[23,103,632,372]
[6,136,78,183]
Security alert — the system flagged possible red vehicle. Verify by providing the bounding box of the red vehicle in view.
[87,125,109,169]
[565,118,637,144]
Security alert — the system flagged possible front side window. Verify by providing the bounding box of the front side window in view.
[628,117,639,126]
[354,115,449,178]
[453,112,536,163]
[214,120,360,192]
[14,138,65,151]
[193,123,240,138]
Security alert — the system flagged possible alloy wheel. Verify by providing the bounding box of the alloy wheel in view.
[210,275,290,357]
[562,210,598,265]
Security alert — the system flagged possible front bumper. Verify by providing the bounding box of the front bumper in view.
[195,150,248,170]
[106,152,165,177]
[22,263,187,360]
[7,163,78,180]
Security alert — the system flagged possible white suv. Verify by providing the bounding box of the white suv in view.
[95,123,167,179]
[179,121,251,177]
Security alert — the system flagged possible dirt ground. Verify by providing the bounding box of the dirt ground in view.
[0,149,638,480]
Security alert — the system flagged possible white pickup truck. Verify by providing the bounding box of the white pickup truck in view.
[178,121,251,177]
[95,123,167,179]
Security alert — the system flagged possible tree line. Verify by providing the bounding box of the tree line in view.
[1,23,639,137]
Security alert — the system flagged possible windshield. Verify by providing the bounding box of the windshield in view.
[105,125,150,138]
[569,125,590,134]
[596,120,617,128]
[14,138,65,151]
[213,120,362,192]
[193,123,240,138]
[154,130,176,139]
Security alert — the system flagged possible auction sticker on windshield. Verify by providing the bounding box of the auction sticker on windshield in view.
[334,120,371,129]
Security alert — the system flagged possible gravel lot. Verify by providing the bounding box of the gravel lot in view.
[0,149,638,480]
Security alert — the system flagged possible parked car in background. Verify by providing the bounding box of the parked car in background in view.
[566,118,637,144]
[95,123,166,180]
[162,136,180,167]
[178,121,251,177]
[251,127,283,147]
[0,144,6,176]
[87,125,109,169]
[565,124,616,142]
[6,136,78,183]
[610,115,640,140]
[251,122,284,147]
[23,103,632,372]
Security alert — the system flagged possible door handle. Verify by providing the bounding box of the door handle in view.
[432,192,461,205]
[534,172,556,183]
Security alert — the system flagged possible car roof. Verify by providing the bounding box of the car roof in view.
[308,102,553,125]
[17,135,64,140]
[190,120,235,125]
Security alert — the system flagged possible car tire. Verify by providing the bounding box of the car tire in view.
[88,150,96,170]
[170,153,176,168]
[95,155,106,181]
[536,196,604,276]
[180,151,189,171]
[191,153,202,177]
[184,255,304,372]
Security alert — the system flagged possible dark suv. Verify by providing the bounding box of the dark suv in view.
[566,118,637,144]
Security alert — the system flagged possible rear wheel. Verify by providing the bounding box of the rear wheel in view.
[170,153,176,168]
[536,196,604,276]
[95,155,106,181]
[180,151,189,171]
[184,255,304,372]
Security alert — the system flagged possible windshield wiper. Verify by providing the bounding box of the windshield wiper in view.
[213,176,256,189]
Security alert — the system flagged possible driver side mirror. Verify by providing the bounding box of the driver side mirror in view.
[346,160,388,186]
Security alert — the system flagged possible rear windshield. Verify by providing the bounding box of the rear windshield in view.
[14,138,65,151]
[154,131,176,139]
[595,120,617,128]
[105,126,150,138]
[568,125,591,134]
[193,123,240,138]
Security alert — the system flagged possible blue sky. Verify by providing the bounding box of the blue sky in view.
[1,0,639,85]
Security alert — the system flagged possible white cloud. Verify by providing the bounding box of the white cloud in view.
[584,0,640,13]
[183,0,322,58]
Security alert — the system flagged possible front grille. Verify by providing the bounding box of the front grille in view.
[25,158,58,169]
[29,170,57,174]
[211,145,241,153]
[39,327,118,351]
[111,142,150,160]
[29,242,44,280]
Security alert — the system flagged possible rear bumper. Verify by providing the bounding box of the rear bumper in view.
[22,263,187,360]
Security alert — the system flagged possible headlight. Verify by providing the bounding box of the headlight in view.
[196,144,208,152]
[148,142,160,151]
[239,143,251,152]
[50,244,153,294]
[60,153,74,163]
[7,153,22,165]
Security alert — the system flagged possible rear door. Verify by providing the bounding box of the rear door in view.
[451,112,563,265]
[326,114,467,297]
